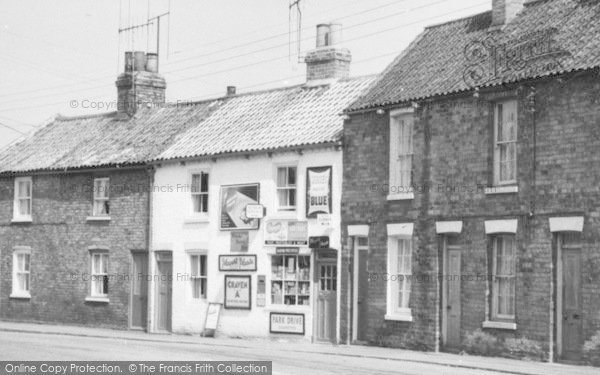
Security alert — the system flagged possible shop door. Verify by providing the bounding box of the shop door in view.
[155,252,172,332]
[356,250,369,341]
[316,262,337,342]
[131,252,148,329]
[444,246,461,349]
[561,248,582,361]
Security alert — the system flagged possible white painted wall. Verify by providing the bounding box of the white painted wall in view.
[150,147,342,340]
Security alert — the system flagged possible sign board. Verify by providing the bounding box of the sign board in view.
[220,184,260,230]
[224,275,251,310]
[256,275,266,307]
[230,231,249,253]
[202,303,222,337]
[316,213,331,227]
[309,236,330,249]
[306,166,332,218]
[219,255,257,272]
[269,313,305,335]
[245,204,265,219]
[275,247,300,255]
[264,220,308,246]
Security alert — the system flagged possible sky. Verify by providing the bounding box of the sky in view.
[0,0,491,148]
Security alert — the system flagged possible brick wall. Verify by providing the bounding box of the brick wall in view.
[0,168,150,329]
[116,72,166,115]
[341,70,600,359]
[305,47,351,81]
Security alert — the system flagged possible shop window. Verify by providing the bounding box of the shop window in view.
[271,255,310,305]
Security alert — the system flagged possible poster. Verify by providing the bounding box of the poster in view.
[230,231,249,252]
[269,313,305,335]
[220,184,260,230]
[264,220,308,246]
[306,166,332,218]
[224,275,251,310]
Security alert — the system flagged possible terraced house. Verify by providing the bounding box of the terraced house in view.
[340,0,600,364]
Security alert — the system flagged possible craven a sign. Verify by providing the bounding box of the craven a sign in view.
[306,166,332,218]
[264,220,308,246]
[224,275,251,310]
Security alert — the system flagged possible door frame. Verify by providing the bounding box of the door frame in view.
[313,253,337,343]
[352,237,369,343]
[555,233,582,360]
[129,250,149,330]
[154,251,173,332]
[441,235,461,349]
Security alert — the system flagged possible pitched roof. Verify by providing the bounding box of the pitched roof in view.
[348,0,600,112]
[157,76,375,161]
[0,100,223,173]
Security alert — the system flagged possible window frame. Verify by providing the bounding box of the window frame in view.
[491,235,516,321]
[92,177,110,217]
[275,165,297,212]
[493,99,518,186]
[190,171,210,215]
[386,235,413,320]
[13,176,32,222]
[388,109,414,200]
[270,254,311,306]
[11,246,31,298]
[189,252,208,300]
[89,250,109,299]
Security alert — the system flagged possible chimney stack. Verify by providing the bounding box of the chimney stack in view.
[491,0,524,27]
[304,23,351,83]
[226,86,236,96]
[116,51,166,116]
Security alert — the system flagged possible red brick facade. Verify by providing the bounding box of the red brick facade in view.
[340,71,600,361]
[0,168,151,329]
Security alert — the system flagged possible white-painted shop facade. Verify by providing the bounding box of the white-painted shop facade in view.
[146,24,374,342]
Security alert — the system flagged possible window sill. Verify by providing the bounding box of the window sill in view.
[385,313,413,322]
[11,217,32,223]
[86,216,111,222]
[85,296,110,303]
[387,192,414,201]
[482,320,517,330]
[184,216,210,224]
[484,185,518,195]
[9,293,31,299]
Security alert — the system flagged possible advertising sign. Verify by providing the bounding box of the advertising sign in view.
[230,231,249,253]
[245,204,265,219]
[219,255,257,272]
[224,275,251,310]
[202,303,222,337]
[220,184,260,230]
[269,313,305,335]
[264,220,308,246]
[306,166,332,218]
[309,236,330,249]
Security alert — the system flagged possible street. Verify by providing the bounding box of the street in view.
[0,330,503,375]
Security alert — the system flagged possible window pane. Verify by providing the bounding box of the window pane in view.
[277,189,288,207]
[200,173,209,193]
[287,167,296,185]
[103,275,109,294]
[191,174,201,193]
[288,189,296,206]
[18,181,30,198]
[190,255,199,277]
[277,168,286,187]
[201,194,208,213]
[192,195,202,213]
[200,255,207,276]
[19,198,31,216]
[102,254,108,274]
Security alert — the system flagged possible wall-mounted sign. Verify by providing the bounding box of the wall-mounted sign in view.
[270,313,305,335]
[219,255,257,272]
[224,275,251,310]
[257,275,266,307]
[306,166,332,218]
[317,213,331,227]
[275,247,300,255]
[230,231,249,253]
[220,184,260,230]
[245,204,266,219]
[264,220,308,246]
[309,236,330,249]
[202,302,222,337]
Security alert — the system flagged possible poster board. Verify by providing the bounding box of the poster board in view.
[224,275,252,310]
[306,166,332,218]
[220,184,260,230]
[202,303,222,337]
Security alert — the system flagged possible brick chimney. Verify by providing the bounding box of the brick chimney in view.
[116,51,166,116]
[304,23,351,83]
[491,0,524,27]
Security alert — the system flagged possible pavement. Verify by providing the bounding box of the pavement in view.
[0,320,598,375]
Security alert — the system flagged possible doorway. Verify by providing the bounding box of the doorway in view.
[155,251,172,332]
[556,233,582,361]
[352,236,369,342]
[315,251,337,342]
[130,251,148,330]
[441,235,461,350]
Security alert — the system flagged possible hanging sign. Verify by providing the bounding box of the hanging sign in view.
[219,255,257,271]
[220,184,260,230]
[224,275,251,310]
[264,220,308,246]
[306,166,332,218]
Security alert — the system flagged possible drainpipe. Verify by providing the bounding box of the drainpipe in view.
[146,165,155,333]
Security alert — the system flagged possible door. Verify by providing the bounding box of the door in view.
[444,243,461,349]
[155,252,172,332]
[561,248,582,361]
[356,249,369,341]
[316,262,337,342]
[131,252,148,329]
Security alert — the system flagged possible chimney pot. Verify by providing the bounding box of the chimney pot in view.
[305,23,351,83]
[227,86,236,96]
[146,53,158,73]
